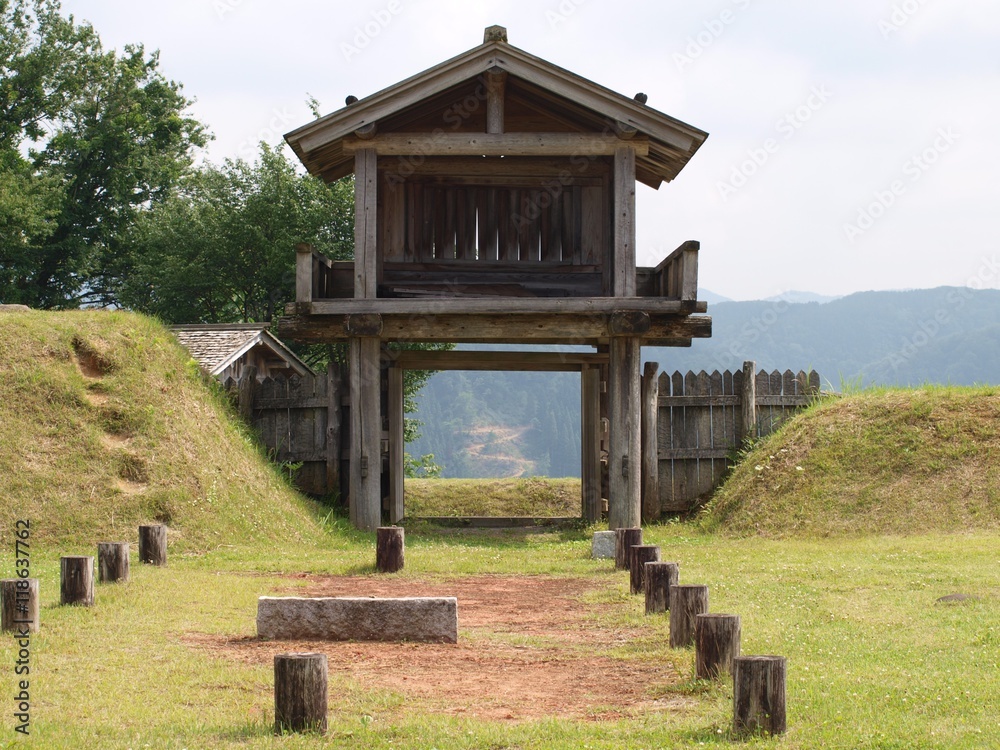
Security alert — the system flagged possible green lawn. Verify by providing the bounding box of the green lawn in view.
[2,524,996,749]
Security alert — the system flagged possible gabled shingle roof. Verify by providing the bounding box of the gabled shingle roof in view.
[171,324,312,378]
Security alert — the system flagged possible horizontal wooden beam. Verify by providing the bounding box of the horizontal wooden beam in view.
[386,350,609,371]
[341,132,650,157]
[277,311,710,346]
[304,297,702,316]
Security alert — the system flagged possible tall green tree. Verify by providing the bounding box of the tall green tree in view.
[0,0,207,307]
[120,143,353,323]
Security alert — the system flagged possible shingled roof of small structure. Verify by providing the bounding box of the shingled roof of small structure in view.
[171,323,312,377]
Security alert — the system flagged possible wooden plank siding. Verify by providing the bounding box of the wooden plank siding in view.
[655,366,820,513]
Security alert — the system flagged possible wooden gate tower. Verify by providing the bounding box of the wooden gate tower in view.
[279,26,711,530]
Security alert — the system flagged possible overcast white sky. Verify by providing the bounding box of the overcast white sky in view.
[59,0,1000,301]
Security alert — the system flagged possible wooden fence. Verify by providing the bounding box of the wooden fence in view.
[227,364,344,497]
[651,362,820,513]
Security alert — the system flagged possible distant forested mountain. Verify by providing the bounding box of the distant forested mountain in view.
[406,287,1000,478]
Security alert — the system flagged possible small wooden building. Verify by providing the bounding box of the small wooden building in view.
[172,324,313,382]
[279,26,711,530]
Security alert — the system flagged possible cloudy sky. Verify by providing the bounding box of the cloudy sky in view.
[59,0,1000,301]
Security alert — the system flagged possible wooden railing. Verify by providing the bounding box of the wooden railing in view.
[652,240,699,302]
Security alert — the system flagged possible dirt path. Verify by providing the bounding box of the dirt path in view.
[186,575,689,722]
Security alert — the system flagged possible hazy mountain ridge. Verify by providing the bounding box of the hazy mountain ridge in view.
[407,287,1000,477]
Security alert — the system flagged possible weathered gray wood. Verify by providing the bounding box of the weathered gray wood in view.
[608,337,641,528]
[740,360,757,442]
[139,524,167,565]
[485,68,506,134]
[60,556,94,606]
[669,584,708,648]
[644,561,679,615]
[581,365,603,523]
[97,542,130,583]
[326,363,343,498]
[237,364,257,421]
[1,578,39,633]
[641,361,660,522]
[387,366,405,524]
[295,244,313,304]
[614,527,642,571]
[258,597,458,643]
[733,655,787,736]
[354,147,378,298]
[349,337,382,531]
[274,653,328,735]
[695,613,741,680]
[341,132,651,157]
[376,527,405,573]
[389,350,608,371]
[628,544,660,595]
[613,146,637,297]
[305,296,707,316]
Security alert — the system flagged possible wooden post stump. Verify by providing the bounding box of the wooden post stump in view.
[138,524,167,565]
[60,556,94,607]
[376,526,404,573]
[628,544,660,594]
[669,584,708,648]
[97,542,130,583]
[274,653,328,735]
[695,613,741,679]
[614,527,642,571]
[1,578,39,633]
[733,655,787,736]
[644,561,679,614]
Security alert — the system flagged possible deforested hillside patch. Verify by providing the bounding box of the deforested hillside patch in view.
[700,387,1000,537]
[0,309,326,551]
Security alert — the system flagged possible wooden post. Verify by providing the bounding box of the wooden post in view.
[641,361,660,523]
[237,364,258,422]
[695,613,741,680]
[644,561,679,615]
[613,146,636,297]
[387,365,405,524]
[353,148,378,299]
[60,556,94,606]
[274,653,328,735]
[138,524,167,565]
[376,527,405,573]
[614,527,642,571]
[1,578,39,632]
[581,365,602,523]
[485,68,506,134]
[326,362,343,498]
[740,360,757,442]
[97,542,130,583]
[350,336,382,531]
[669,584,708,648]
[608,337,641,529]
[628,544,660,594]
[733,655,787,736]
[295,243,313,304]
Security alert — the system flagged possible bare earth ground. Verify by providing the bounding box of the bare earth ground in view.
[185,575,690,722]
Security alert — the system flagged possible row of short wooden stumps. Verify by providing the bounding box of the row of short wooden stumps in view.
[255,526,787,738]
[0,524,786,738]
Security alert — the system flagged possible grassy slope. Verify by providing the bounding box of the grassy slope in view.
[701,386,1000,536]
[0,309,327,551]
[404,477,582,517]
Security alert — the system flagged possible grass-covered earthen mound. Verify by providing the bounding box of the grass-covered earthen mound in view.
[701,386,1000,537]
[0,309,326,551]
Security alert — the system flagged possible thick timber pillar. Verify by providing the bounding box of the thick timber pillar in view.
[387,365,405,524]
[608,337,641,529]
[350,336,382,531]
[581,364,602,523]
